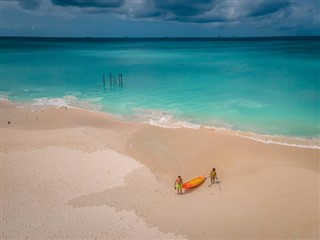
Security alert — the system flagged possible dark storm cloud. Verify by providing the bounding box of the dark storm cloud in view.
[5,0,42,10]
[51,0,125,8]
[3,0,319,37]
[153,0,215,17]
[120,0,293,24]
[7,0,320,28]
[5,0,125,10]
[6,0,301,23]
[247,1,290,17]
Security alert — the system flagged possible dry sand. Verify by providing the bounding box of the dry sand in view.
[1,100,319,239]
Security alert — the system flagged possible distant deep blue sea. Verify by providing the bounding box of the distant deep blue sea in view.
[1,37,319,147]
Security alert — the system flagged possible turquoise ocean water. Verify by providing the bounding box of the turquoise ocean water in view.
[1,37,319,148]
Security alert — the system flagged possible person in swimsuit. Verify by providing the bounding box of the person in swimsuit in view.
[175,176,183,195]
[210,168,217,185]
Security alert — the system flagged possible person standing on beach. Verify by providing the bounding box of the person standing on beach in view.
[175,176,183,195]
[210,168,217,185]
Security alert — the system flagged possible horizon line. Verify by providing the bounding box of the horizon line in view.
[0,35,320,42]
[1,35,320,40]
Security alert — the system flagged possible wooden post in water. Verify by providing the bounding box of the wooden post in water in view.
[108,73,123,88]
[113,74,117,86]
[118,74,121,86]
[103,74,106,92]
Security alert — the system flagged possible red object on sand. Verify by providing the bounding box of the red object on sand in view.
[182,176,206,189]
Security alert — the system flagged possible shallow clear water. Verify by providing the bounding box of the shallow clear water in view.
[1,37,319,142]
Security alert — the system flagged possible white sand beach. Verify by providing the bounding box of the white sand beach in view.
[1,100,319,239]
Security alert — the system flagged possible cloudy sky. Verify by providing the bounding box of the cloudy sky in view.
[2,0,320,37]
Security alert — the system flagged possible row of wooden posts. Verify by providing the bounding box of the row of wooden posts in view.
[103,73,123,88]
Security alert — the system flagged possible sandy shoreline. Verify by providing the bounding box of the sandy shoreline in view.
[1,100,319,239]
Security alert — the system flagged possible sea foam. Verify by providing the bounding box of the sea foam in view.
[134,108,320,149]
[135,109,201,129]
[16,96,102,112]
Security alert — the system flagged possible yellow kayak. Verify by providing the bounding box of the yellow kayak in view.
[182,176,206,189]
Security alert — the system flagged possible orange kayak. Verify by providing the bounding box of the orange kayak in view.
[182,176,206,189]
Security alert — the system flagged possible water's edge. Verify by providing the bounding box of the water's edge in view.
[2,96,319,150]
